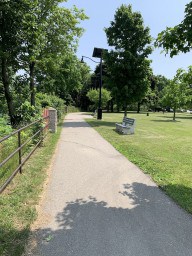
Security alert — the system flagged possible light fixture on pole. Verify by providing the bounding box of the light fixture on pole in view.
[81,47,107,120]
[81,56,99,64]
[92,47,107,120]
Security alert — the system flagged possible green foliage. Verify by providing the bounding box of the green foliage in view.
[0,117,13,138]
[18,0,88,106]
[161,69,189,120]
[141,75,170,111]
[67,106,80,113]
[142,87,158,110]
[155,2,192,57]
[1,0,89,123]
[36,92,65,120]
[155,75,170,93]
[86,88,112,109]
[17,101,37,124]
[0,73,31,118]
[104,4,153,114]
[180,66,192,109]
[36,52,91,106]
[0,81,7,115]
[36,93,64,109]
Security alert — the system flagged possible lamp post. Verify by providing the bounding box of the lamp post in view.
[81,56,100,116]
[92,47,107,120]
[81,47,107,120]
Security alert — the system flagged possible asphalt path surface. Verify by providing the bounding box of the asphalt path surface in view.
[27,113,192,256]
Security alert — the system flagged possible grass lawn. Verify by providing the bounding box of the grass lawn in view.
[86,112,192,214]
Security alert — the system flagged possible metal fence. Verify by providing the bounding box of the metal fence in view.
[0,114,49,193]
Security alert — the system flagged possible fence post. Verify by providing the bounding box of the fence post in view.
[49,107,57,133]
[18,131,22,173]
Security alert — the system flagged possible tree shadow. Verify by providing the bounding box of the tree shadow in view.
[79,112,92,116]
[161,184,192,213]
[61,121,91,128]
[29,182,192,256]
[87,121,116,128]
[157,115,192,120]
[0,225,29,256]
[150,120,181,123]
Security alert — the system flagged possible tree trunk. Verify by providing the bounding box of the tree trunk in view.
[124,101,127,117]
[1,57,16,126]
[107,101,110,112]
[117,104,120,113]
[173,108,176,121]
[110,99,114,112]
[29,61,35,106]
[137,102,141,113]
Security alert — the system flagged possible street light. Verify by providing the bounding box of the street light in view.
[81,56,99,64]
[81,47,107,120]
[92,47,107,120]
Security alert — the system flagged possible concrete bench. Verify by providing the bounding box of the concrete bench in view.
[116,117,136,135]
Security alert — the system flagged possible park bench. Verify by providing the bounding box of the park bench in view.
[116,117,136,135]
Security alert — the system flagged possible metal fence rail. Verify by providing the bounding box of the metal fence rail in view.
[0,115,49,194]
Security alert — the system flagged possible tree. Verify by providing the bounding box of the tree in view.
[19,0,87,106]
[86,88,112,110]
[144,75,171,112]
[179,66,192,109]
[161,69,189,120]
[0,1,23,125]
[155,2,192,57]
[104,4,152,116]
[0,0,87,125]
[36,52,91,106]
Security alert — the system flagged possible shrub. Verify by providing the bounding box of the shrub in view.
[86,89,112,109]
[36,93,66,121]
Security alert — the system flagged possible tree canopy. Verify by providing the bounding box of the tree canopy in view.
[155,2,192,57]
[161,69,190,120]
[0,0,89,125]
[86,88,112,109]
[104,4,152,115]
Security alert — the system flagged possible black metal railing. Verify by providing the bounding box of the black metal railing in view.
[0,116,49,193]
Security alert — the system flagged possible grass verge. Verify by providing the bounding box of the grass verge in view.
[87,112,192,214]
[0,122,63,256]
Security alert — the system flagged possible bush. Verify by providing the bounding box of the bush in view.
[0,117,13,138]
[86,89,112,109]
[67,106,80,113]
[36,93,66,121]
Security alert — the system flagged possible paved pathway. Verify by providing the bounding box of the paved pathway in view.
[28,113,192,256]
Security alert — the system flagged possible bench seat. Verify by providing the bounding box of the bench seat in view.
[116,117,136,135]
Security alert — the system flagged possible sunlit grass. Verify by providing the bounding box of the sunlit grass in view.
[87,112,192,213]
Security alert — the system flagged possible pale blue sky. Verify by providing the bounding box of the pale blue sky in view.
[64,0,192,79]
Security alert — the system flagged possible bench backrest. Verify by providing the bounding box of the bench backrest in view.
[123,117,135,126]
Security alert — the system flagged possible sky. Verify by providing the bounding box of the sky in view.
[63,0,192,79]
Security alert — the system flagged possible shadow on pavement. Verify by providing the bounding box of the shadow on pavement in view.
[62,121,116,128]
[29,182,192,256]
[62,121,91,128]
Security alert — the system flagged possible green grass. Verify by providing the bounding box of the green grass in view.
[0,123,63,256]
[87,112,192,214]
